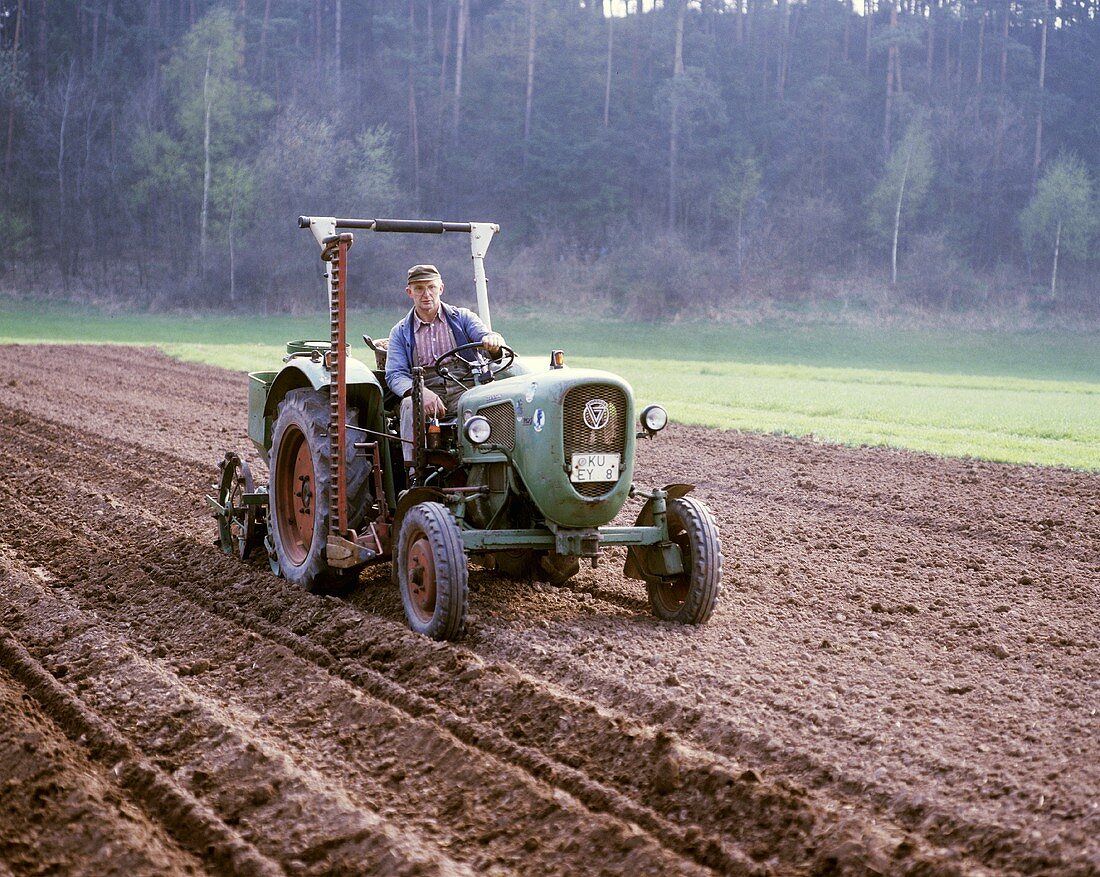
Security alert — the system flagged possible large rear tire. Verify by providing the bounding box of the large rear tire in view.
[268,388,370,593]
[646,497,722,625]
[397,502,468,640]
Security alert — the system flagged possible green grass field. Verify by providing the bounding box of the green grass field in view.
[2,300,1097,469]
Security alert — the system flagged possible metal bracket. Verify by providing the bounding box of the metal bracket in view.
[547,523,602,557]
[306,216,337,247]
[469,222,498,331]
[411,367,426,487]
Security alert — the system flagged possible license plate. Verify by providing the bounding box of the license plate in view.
[570,453,620,483]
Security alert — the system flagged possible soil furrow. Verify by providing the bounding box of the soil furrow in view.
[0,659,205,877]
[0,431,1000,875]
[0,471,726,874]
[0,615,283,877]
[0,344,1096,877]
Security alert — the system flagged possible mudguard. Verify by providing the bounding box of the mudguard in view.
[623,483,694,584]
[264,355,382,422]
[250,355,385,460]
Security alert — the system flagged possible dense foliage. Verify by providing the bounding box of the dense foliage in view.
[0,0,1097,314]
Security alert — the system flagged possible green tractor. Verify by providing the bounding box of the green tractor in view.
[208,216,722,640]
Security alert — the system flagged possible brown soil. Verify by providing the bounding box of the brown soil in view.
[0,344,1096,876]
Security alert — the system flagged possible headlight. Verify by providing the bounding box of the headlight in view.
[640,404,668,433]
[464,415,492,445]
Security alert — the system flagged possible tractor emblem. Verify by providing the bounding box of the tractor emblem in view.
[583,399,610,430]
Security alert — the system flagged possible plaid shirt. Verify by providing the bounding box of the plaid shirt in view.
[413,309,458,367]
[385,302,490,398]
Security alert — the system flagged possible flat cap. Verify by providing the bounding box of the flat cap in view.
[407,264,442,284]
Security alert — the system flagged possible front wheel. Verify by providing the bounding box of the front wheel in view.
[647,497,723,625]
[397,502,469,640]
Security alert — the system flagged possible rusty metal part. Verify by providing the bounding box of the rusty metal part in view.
[210,451,266,560]
[363,441,390,527]
[655,524,694,610]
[412,367,426,487]
[273,422,316,567]
[405,536,438,625]
[324,232,353,541]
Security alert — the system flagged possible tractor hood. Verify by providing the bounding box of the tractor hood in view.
[457,367,636,528]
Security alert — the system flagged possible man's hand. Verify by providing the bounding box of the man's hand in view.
[422,387,447,418]
[481,332,505,353]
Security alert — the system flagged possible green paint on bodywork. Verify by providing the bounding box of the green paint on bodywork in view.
[456,366,636,528]
[247,344,394,506]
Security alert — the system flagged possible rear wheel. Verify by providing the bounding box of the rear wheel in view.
[647,497,722,625]
[268,388,370,593]
[397,502,468,640]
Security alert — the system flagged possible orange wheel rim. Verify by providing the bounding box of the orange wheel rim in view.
[275,424,315,566]
[406,536,437,623]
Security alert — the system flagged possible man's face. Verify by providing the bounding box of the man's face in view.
[407,280,443,319]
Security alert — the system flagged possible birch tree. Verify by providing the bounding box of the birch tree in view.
[868,117,934,284]
[1020,154,1095,298]
[132,8,270,280]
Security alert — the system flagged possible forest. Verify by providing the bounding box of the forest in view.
[0,0,1097,317]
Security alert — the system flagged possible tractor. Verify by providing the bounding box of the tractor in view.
[208,216,723,640]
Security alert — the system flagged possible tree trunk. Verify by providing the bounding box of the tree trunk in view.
[334,0,343,89]
[408,0,420,203]
[312,0,322,79]
[229,196,236,304]
[777,0,790,99]
[57,62,76,284]
[925,3,934,83]
[994,0,1009,165]
[841,0,850,62]
[891,141,913,286]
[668,0,687,227]
[1031,0,1048,193]
[975,11,984,90]
[1050,219,1060,298]
[603,12,613,128]
[439,1,452,101]
[35,0,47,84]
[864,0,874,77]
[3,0,23,190]
[736,205,744,281]
[523,0,537,163]
[200,49,212,280]
[258,0,272,81]
[452,0,469,137]
[883,3,898,155]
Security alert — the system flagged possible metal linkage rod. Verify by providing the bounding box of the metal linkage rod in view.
[299,215,475,234]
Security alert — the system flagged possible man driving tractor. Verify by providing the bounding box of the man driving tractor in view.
[383,264,507,464]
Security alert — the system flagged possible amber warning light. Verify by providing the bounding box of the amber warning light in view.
[550,350,565,369]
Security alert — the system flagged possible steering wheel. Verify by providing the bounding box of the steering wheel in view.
[433,341,515,387]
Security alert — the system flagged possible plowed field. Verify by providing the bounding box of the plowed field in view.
[0,344,1097,876]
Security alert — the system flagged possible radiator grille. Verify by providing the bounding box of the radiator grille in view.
[563,384,628,497]
[478,401,515,450]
